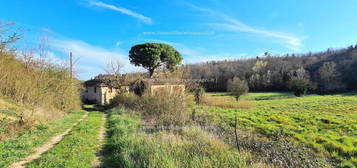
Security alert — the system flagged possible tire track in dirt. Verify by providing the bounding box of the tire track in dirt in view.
[9,112,89,168]
[92,113,107,168]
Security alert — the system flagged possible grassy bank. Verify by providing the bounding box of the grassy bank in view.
[27,112,104,168]
[0,27,81,140]
[192,92,357,167]
[104,109,265,168]
[0,97,30,141]
[0,110,85,167]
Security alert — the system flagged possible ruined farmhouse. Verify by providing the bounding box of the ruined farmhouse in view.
[82,75,185,105]
[81,76,124,105]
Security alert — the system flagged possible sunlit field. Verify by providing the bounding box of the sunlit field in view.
[191,92,357,167]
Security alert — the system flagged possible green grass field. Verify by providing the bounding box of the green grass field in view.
[191,92,357,167]
[0,110,86,167]
[27,112,104,168]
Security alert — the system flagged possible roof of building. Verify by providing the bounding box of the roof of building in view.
[84,74,122,88]
[84,74,184,88]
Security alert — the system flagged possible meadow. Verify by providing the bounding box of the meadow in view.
[191,92,357,167]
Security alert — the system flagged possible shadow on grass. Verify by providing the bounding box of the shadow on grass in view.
[82,103,113,112]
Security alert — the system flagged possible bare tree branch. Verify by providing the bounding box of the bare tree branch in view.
[104,59,125,76]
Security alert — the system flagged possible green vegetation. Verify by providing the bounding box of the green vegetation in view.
[227,77,249,100]
[104,109,258,168]
[191,92,357,167]
[129,43,183,77]
[0,110,85,167]
[27,112,104,168]
[194,87,205,105]
[241,92,295,100]
[288,78,316,97]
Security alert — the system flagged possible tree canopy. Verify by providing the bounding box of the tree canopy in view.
[129,43,182,77]
[186,44,357,93]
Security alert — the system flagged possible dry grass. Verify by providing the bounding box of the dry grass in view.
[105,109,274,168]
[0,31,81,140]
[112,93,189,126]
[203,93,252,109]
[0,97,67,141]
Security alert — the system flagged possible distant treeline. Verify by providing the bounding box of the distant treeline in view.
[186,45,357,93]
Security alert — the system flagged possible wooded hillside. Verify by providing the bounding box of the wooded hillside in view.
[186,45,357,93]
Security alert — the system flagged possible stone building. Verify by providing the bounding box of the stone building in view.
[82,81,119,105]
[82,75,185,105]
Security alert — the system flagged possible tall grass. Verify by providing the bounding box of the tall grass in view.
[111,93,189,126]
[104,109,257,168]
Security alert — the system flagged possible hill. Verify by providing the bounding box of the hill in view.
[187,45,357,93]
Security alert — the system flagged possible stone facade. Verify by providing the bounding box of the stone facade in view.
[82,85,118,105]
[82,77,185,105]
[150,85,185,95]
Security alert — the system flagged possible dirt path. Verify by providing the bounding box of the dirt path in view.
[9,112,89,168]
[92,114,107,168]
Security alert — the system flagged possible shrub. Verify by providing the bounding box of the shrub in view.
[227,77,249,101]
[110,93,139,109]
[111,93,189,126]
[0,24,81,138]
[130,79,147,96]
[194,87,205,105]
[0,24,80,113]
[140,94,189,126]
[288,78,316,97]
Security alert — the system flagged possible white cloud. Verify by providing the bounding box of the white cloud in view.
[32,51,66,66]
[89,0,153,24]
[187,3,306,51]
[134,39,248,63]
[50,38,142,80]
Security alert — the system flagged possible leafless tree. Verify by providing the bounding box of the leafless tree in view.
[104,59,125,76]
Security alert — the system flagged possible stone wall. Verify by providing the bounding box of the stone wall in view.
[82,86,118,105]
[82,85,185,105]
[150,85,185,95]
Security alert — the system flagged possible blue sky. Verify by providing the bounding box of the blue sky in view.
[1,0,357,80]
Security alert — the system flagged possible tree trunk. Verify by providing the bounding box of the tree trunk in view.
[149,69,154,78]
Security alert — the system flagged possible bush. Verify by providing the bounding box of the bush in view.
[110,93,139,109]
[130,79,147,96]
[0,53,80,112]
[288,78,316,97]
[138,94,188,126]
[111,93,189,126]
[194,87,205,105]
[227,77,249,101]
